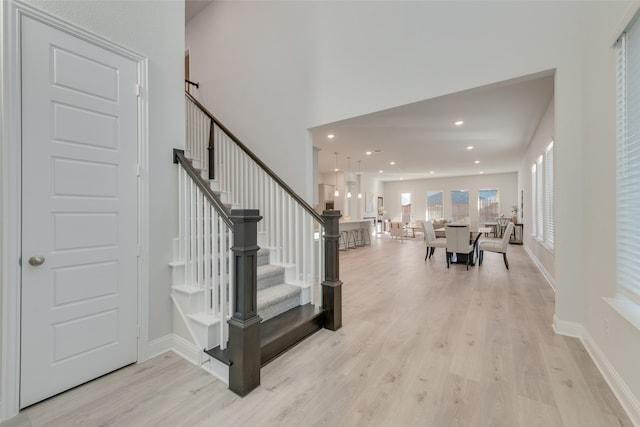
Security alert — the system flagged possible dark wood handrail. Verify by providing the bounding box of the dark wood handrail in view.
[185,79,200,89]
[173,148,234,229]
[185,91,325,226]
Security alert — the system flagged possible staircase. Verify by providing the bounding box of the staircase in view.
[256,248,302,322]
[170,90,343,396]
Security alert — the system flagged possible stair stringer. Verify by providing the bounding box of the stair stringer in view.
[169,237,229,384]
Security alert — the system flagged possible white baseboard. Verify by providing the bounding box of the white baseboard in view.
[143,334,229,385]
[553,318,640,426]
[524,245,555,291]
[581,328,640,427]
[552,314,582,338]
[144,334,174,360]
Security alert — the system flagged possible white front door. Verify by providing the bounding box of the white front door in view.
[20,16,139,408]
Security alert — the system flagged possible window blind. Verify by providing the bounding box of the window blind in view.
[617,19,640,303]
[536,156,544,240]
[545,141,554,248]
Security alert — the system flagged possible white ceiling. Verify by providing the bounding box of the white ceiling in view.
[312,71,554,182]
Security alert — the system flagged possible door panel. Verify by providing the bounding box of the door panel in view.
[20,16,138,408]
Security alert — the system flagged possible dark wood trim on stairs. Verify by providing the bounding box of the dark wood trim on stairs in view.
[227,209,263,397]
[185,91,325,225]
[321,210,343,331]
[205,304,325,371]
[173,148,232,227]
[260,304,325,366]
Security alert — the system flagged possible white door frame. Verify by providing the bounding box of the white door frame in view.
[1,1,150,420]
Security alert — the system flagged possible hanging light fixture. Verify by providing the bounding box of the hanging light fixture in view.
[346,156,352,198]
[334,152,340,197]
[357,160,363,199]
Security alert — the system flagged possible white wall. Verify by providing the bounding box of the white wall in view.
[383,173,517,229]
[518,97,555,282]
[19,0,185,342]
[188,0,640,417]
[185,1,314,199]
[319,171,383,221]
[581,3,640,423]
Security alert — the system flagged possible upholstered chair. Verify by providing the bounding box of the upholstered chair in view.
[445,225,476,270]
[478,222,515,269]
[422,220,447,260]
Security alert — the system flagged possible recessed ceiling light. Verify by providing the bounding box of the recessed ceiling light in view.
[480,171,484,174]
[454,120,464,126]
[378,170,383,173]
[400,177,404,180]
[430,170,435,174]
[474,160,480,164]
[390,161,396,165]
[366,151,372,155]
[327,134,335,139]
[467,146,474,150]
[334,168,339,172]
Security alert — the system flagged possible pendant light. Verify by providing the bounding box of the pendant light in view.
[357,160,363,199]
[334,152,340,197]
[346,156,352,198]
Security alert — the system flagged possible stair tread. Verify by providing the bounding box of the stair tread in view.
[257,264,284,278]
[260,304,325,365]
[257,283,300,309]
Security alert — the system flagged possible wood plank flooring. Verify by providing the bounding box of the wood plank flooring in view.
[3,237,633,426]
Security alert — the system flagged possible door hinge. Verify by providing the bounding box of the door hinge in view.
[136,84,141,97]
[136,164,141,177]
[137,245,141,257]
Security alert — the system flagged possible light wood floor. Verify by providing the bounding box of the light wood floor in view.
[3,237,633,427]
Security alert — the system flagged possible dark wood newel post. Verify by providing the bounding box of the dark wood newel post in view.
[228,209,262,397]
[322,210,342,331]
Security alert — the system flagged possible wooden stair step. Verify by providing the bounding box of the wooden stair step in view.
[260,303,324,366]
[203,303,325,369]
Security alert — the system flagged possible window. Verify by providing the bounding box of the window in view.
[451,190,469,223]
[401,192,411,224]
[616,19,640,303]
[531,150,553,247]
[478,189,499,223]
[544,141,554,248]
[426,191,443,220]
[536,155,543,240]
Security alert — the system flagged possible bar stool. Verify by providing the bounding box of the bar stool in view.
[346,229,358,249]
[359,227,371,246]
[339,231,348,250]
[353,228,364,247]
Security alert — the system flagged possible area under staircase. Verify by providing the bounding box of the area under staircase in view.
[170,87,342,396]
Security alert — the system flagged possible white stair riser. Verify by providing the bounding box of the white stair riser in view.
[172,287,206,315]
[189,315,222,350]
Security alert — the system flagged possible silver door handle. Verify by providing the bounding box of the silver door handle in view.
[28,256,45,266]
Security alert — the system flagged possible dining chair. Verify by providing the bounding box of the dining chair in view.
[422,220,447,260]
[478,222,515,269]
[389,222,407,240]
[496,217,510,238]
[445,225,475,270]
